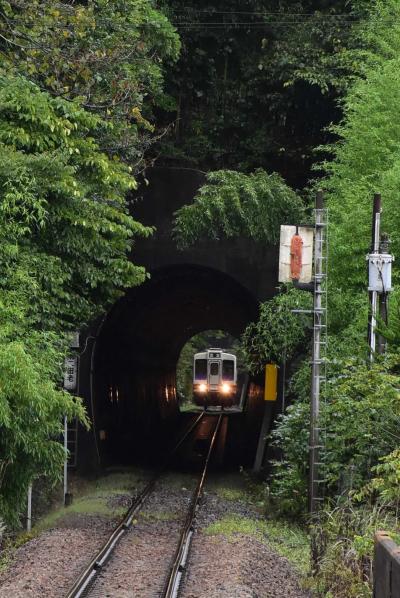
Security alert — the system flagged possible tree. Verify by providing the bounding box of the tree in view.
[315,0,400,341]
[0,74,152,330]
[174,169,305,247]
[0,0,180,166]
[158,0,367,185]
[242,288,312,373]
[0,338,87,525]
[0,1,180,526]
[0,73,152,524]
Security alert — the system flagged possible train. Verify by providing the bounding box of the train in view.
[193,348,237,407]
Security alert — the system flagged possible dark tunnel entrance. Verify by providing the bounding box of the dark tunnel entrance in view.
[93,264,264,467]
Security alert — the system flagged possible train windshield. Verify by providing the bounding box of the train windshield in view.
[194,359,207,379]
[222,359,235,380]
[210,362,219,376]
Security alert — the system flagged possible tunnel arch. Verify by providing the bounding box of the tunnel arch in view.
[92,264,260,464]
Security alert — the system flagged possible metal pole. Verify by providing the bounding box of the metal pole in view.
[310,190,323,515]
[369,194,381,362]
[64,415,68,505]
[27,483,32,532]
[377,234,390,355]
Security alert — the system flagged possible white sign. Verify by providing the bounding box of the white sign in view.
[367,252,394,293]
[278,225,314,283]
[64,356,78,391]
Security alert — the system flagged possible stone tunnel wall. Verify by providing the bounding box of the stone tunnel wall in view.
[76,167,278,470]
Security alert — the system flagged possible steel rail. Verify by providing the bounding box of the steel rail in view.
[66,412,205,598]
[162,414,223,598]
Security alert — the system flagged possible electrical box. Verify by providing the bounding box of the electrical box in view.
[367,253,394,293]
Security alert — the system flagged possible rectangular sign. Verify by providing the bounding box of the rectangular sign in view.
[278,225,314,283]
[64,356,78,391]
[264,364,278,401]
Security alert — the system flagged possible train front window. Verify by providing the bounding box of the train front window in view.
[210,362,219,376]
[195,359,207,379]
[222,359,234,380]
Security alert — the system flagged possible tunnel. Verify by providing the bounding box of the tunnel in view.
[90,264,265,468]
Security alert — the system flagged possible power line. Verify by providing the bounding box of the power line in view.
[172,11,360,19]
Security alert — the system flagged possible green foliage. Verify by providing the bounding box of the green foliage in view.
[308,502,391,597]
[258,1,370,94]
[0,0,180,165]
[204,513,310,574]
[0,0,179,528]
[268,399,309,518]
[0,73,153,524]
[160,1,367,182]
[356,448,400,505]
[174,169,305,248]
[0,340,87,525]
[268,354,400,518]
[324,357,400,494]
[0,74,152,330]
[242,288,312,373]
[323,0,400,296]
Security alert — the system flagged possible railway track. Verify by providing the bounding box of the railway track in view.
[66,413,222,598]
[162,413,222,598]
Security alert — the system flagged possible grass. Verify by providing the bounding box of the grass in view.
[0,470,147,576]
[179,402,199,413]
[141,510,178,522]
[205,472,250,503]
[161,471,198,489]
[35,470,146,532]
[204,514,310,574]
[203,472,309,572]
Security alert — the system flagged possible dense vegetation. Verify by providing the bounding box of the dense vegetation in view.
[2,1,400,595]
[159,0,368,185]
[0,0,178,525]
[171,1,400,594]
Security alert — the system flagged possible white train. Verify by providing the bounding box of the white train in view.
[193,348,237,406]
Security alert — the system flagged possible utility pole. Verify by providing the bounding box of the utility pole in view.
[378,234,390,354]
[367,195,394,362]
[368,194,381,362]
[26,483,32,532]
[63,331,80,506]
[309,190,327,516]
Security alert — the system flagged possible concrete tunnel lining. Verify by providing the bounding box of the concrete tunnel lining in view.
[91,264,263,465]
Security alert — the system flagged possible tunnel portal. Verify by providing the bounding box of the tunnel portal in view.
[92,264,263,466]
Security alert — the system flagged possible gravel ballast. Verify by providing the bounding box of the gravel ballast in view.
[0,472,310,598]
[0,522,111,598]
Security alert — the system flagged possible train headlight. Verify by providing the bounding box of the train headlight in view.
[221,383,231,394]
[198,383,207,393]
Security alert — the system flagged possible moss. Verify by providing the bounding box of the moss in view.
[0,551,11,575]
[216,487,248,502]
[141,510,178,522]
[205,472,250,503]
[33,470,147,533]
[204,514,310,574]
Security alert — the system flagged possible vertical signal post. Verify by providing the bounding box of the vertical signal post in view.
[309,190,327,516]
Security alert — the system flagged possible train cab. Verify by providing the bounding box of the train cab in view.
[193,348,237,407]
